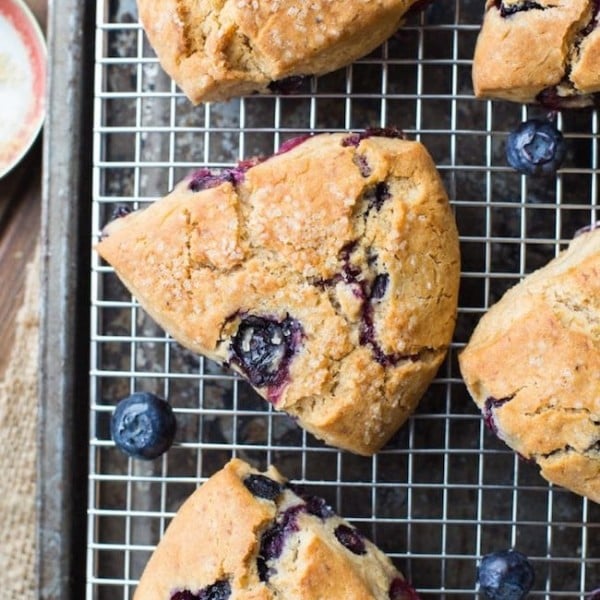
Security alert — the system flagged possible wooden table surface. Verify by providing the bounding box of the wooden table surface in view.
[0,0,47,378]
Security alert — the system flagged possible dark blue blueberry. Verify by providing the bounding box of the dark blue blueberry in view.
[588,588,600,600]
[199,580,231,600]
[494,0,545,17]
[304,494,336,519]
[171,592,197,600]
[286,482,336,518]
[243,474,283,501]
[257,505,304,581]
[267,75,306,95]
[389,577,422,600]
[505,119,566,176]
[171,580,231,600]
[111,392,176,460]
[477,549,535,600]
[371,273,389,300]
[230,315,303,390]
[334,524,366,555]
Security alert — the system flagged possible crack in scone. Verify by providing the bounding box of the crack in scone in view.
[96,132,460,455]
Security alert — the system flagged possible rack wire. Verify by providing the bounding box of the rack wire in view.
[88,1,600,598]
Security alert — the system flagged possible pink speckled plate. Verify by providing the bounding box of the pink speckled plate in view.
[0,0,46,178]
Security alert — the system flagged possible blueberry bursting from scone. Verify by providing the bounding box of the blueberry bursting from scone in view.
[459,227,600,504]
[134,459,420,600]
[96,130,460,456]
[473,0,600,108]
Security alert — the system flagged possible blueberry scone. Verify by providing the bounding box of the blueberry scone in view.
[96,130,460,456]
[459,226,600,503]
[136,0,427,104]
[134,458,420,599]
[472,0,600,108]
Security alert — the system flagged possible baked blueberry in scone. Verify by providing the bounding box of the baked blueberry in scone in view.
[135,0,428,104]
[459,226,600,503]
[134,458,421,599]
[472,0,600,108]
[96,130,460,456]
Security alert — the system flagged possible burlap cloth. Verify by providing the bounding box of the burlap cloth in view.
[0,245,40,598]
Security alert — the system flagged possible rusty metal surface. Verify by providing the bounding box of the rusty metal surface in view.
[38,0,94,597]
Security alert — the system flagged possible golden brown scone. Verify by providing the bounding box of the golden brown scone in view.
[136,0,424,104]
[96,130,460,456]
[459,226,600,503]
[134,458,419,600]
[472,0,600,108]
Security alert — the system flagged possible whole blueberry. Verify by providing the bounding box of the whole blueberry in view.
[505,119,566,176]
[110,392,176,460]
[477,549,535,600]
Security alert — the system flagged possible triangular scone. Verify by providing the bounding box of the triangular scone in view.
[136,0,425,104]
[96,131,460,455]
[472,0,600,108]
[134,458,420,600]
[459,227,600,503]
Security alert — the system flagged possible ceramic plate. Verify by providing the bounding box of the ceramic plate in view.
[0,0,46,178]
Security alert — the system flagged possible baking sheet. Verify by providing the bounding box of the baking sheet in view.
[42,0,600,598]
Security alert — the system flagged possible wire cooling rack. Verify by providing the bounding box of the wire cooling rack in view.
[87,1,600,598]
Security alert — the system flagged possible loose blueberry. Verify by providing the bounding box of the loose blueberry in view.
[588,588,600,600]
[230,315,303,390]
[334,524,367,555]
[111,392,176,460]
[505,118,566,176]
[243,474,283,501]
[477,549,535,600]
[389,577,422,600]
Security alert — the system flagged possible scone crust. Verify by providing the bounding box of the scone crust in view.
[472,0,600,104]
[459,228,600,503]
[96,132,460,455]
[136,0,420,103]
[134,458,414,600]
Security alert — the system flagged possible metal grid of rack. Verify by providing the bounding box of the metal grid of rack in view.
[88,1,599,598]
